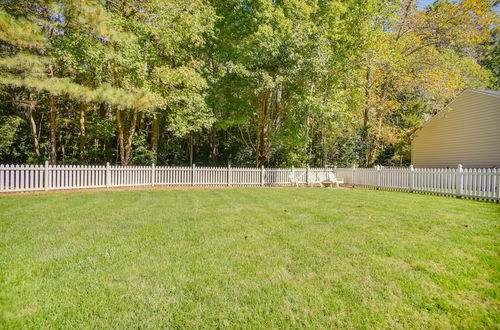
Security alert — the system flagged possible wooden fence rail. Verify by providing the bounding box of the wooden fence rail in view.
[0,163,498,201]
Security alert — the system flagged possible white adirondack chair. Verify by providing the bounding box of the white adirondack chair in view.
[288,172,299,187]
[311,171,344,188]
[309,172,327,187]
[324,171,344,188]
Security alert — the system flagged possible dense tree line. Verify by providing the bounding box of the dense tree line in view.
[0,0,498,167]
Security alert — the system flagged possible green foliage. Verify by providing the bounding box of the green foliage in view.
[0,10,45,48]
[0,115,22,157]
[481,28,500,89]
[0,0,498,166]
[131,134,155,165]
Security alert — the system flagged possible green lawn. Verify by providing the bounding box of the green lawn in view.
[0,188,499,328]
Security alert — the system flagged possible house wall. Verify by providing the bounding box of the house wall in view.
[411,90,500,168]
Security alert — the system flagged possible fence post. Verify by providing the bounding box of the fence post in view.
[261,166,265,186]
[334,165,337,175]
[44,160,49,191]
[151,163,155,186]
[376,165,380,189]
[456,164,463,198]
[306,165,310,187]
[496,168,500,200]
[227,164,231,187]
[409,165,414,192]
[106,162,110,188]
[352,165,356,187]
[192,163,196,186]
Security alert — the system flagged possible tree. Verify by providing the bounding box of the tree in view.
[0,0,498,167]
[359,0,498,166]
[1,1,158,164]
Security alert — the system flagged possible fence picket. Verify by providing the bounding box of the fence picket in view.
[0,164,497,201]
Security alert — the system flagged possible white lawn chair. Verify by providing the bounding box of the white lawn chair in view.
[323,171,344,188]
[288,172,300,187]
[309,172,327,187]
[289,170,307,187]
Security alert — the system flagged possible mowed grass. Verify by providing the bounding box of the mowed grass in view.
[0,188,499,329]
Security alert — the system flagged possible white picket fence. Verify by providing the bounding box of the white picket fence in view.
[350,165,499,201]
[0,163,498,201]
[0,163,327,192]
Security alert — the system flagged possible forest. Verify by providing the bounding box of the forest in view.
[0,0,498,167]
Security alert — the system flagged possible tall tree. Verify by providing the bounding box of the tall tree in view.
[0,0,497,167]
[359,0,498,166]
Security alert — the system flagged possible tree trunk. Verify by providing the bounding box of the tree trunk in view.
[49,95,57,164]
[321,121,327,167]
[363,68,372,128]
[123,109,138,165]
[151,117,159,164]
[61,140,65,163]
[306,85,314,162]
[363,68,375,166]
[116,108,138,166]
[209,127,217,165]
[27,94,40,157]
[139,113,145,131]
[116,108,126,165]
[255,91,271,167]
[188,131,194,166]
[79,103,86,163]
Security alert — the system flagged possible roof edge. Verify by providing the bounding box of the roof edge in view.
[411,90,466,138]
[411,89,499,140]
[469,89,500,97]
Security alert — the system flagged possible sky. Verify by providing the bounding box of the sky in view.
[418,0,436,9]
[418,0,500,13]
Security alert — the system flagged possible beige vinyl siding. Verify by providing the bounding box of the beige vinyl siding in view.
[411,90,500,168]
